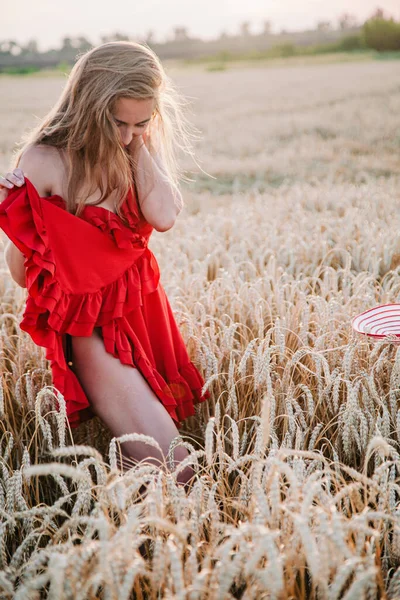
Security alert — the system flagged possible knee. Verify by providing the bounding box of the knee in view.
[122,442,195,488]
[176,464,195,488]
[167,445,195,487]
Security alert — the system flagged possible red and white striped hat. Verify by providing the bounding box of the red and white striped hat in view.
[352,303,400,341]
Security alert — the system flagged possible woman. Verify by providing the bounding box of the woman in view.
[0,41,210,487]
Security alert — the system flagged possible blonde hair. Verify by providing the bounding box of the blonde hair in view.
[12,41,202,225]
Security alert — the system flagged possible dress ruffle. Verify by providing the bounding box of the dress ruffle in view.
[0,178,210,428]
[80,207,143,249]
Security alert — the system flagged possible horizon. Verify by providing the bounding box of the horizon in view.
[4,0,400,52]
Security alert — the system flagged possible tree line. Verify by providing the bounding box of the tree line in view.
[0,8,399,73]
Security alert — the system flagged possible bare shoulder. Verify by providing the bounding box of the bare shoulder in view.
[18,144,66,198]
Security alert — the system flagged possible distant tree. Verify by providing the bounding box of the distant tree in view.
[316,20,332,32]
[276,43,296,57]
[9,41,22,55]
[75,36,92,51]
[263,20,272,34]
[338,13,358,30]
[22,39,39,54]
[371,8,386,19]
[113,32,131,42]
[61,36,74,51]
[145,30,155,44]
[240,21,252,37]
[362,12,400,51]
[173,27,189,41]
[0,40,22,55]
[100,32,131,44]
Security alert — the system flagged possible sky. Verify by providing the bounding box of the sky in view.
[4,0,400,51]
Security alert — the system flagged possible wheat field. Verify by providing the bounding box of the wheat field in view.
[0,58,400,599]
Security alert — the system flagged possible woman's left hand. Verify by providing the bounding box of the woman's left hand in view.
[143,116,161,151]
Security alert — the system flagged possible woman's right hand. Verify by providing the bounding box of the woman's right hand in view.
[0,168,25,189]
[0,168,25,202]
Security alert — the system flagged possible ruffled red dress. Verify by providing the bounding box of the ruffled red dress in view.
[0,177,210,428]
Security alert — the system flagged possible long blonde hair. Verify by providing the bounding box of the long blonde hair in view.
[12,41,202,225]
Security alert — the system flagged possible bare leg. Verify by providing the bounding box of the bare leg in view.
[70,328,195,487]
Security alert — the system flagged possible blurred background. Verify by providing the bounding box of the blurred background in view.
[1,1,400,194]
[2,1,400,72]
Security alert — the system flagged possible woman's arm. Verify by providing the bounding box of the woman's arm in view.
[0,170,26,287]
[134,140,184,232]
[4,240,26,288]
[2,146,53,288]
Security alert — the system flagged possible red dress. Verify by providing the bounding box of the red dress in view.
[0,177,210,428]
